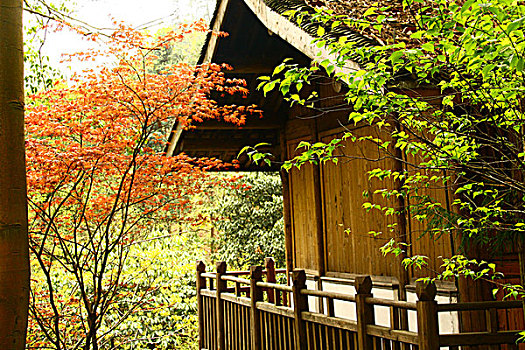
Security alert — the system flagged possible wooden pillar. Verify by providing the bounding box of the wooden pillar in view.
[355,276,374,350]
[280,168,293,307]
[311,117,326,276]
[280,127,293,307]
[391,117,410,332]
[250,266,264,350]
[312,162,326,276]
[519,243,525,318]
[265,257,279,305]
[196,261,206,350]
[292,269,308,350]
[216,261,227,350]
[416,281,439,350]
[280,161,294,279]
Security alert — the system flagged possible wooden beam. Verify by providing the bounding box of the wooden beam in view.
[439,332,521,346]
[312,119,326,276]
[191,124,281,131]
[165,122,184,157]
[242,0,360,74]
[280,131,294,284]
[230,63,276,74]
[179,137,278,152]
[202,0,231,64]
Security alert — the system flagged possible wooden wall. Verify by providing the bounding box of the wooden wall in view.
[320,128,401,278]
[287,138,320,274]
[283,81,454,284]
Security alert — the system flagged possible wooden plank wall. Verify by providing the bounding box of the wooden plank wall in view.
[280,79,523,334]
[320,128,402,278]
[287,137,319,273]
[406,195,455,279]
[284,81,454,281]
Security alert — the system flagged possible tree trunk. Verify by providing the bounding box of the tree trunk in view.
[0,0,30,348]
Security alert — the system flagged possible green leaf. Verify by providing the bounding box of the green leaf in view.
[422,42,435,52]
[517,58,525,72]
[506,17,525,33]
[326,64,335,76]
[237,146,252,158]
[363,6,377,17]
[254,142,271,148]
[410,31,425,39]
[390,50,404,64]
[460,0,476,13]
[272,65,285,76]
[263,81,276,96]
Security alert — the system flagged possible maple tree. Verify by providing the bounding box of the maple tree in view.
[24,21,258,349]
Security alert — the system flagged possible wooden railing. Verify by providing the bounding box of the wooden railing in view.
[196,259,524,350]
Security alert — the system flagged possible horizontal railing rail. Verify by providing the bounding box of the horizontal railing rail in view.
[196,258,524,350]
[437,299,523,311]
[301,288,356,303]
[257,281,293,292]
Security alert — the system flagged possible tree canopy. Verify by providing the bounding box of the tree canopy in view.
[210,173,285,270]
[25,20,256,349]
[253,0,525,299]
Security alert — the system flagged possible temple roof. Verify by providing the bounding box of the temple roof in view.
[166,0,424,170]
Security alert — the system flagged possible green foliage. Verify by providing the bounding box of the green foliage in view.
[253,0,525,297]
[210,173,285,269]
[103,230,203,349]
[24,38,63,94]
[28,229,204,350]
[23,0,71,93]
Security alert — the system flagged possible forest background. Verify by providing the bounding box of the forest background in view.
[22,0,285,349]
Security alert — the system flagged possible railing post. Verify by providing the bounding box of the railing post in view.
[216,261,227,350]
[196,261,206,350]
[292,269,308,350]
[355,275,374,350]
[250,265,264,350]
[416,280,439,350]
[265,257,278,304]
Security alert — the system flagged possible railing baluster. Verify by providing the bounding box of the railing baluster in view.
[265,257,277,304]
[390,305,401,350]
[216,262,227,350]
[292,269,308,350]
[327,296,335,317]
[196,261,206,350]
[250,265,263,350]
[356,275,374,350]
[416,281,439,350]
[235,281,241,296]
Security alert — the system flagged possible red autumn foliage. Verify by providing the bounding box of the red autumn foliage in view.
[25,22,259,349]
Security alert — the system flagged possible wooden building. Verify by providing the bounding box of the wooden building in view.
[167,0,524,339]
